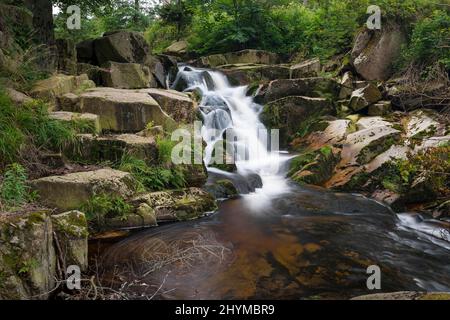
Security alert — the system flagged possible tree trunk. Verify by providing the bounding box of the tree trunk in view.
[24,0,56,71]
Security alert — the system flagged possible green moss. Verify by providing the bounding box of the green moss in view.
[356,135,400,165]
[289,145,339,186]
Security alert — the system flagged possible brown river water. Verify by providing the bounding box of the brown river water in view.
[96,182,450,300]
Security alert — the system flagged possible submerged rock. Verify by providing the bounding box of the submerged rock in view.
[205,179,239,199]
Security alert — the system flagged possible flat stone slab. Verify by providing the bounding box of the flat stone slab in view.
[49,111,101,133]
[76,133,158,164]
[31,169,136,211]
[305,119,351,150]
[142,88,196,123]
[341,125,401,166]
[73,88,176,133]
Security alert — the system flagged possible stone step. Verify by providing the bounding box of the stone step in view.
[30,169,137,211]
[58,87,181,133]
[49,111,101,134]
[73,133,158,164]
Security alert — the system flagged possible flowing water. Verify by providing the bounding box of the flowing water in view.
[98,66,450,299]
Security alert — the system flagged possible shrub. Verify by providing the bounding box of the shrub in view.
[399,10,450,70]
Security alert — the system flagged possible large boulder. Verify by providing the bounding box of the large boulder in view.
[132,188,217,222]
[0,211,56,300]
[349,83,382,112]
[51,211,88,272]
[100,61,156,89]
[65,88,177,133]
[30,74,95,105]
[261,96,334,148]
[157,54,179,87]
[255,77,340,104]
[351,23,406,81]
[30,169,137,211]
[93,31,150,65]
[164,40,188,57]
[76,39,96,64]
[5,87,32,106]
[290,58,321,78]
[144,88,197,123]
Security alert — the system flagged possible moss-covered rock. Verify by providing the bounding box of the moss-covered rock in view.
[290,58,321,78]
[349,83,382,112]
[0,211,56,300]
[100,61,155,89]
[221,64,291,86]
[51,211,88,271]
[255,77,340,104]
[70,87,177,133]
[70,133,158,165]
[205,179,239,199]
[132,188,217,222]
[30,74,95,106]
[30,169,137,211]
[261,96,334,148]
[289,146,340,186]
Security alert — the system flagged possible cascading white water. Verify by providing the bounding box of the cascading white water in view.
[172,65,291,207]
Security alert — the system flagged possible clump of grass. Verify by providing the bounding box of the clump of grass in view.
[0,163,35,210]
[82,193,133,227]
[118,155,186,192]
[156,136,177,165]
[0,89,77,168]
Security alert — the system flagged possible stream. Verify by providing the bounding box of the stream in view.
[97,66,450,300]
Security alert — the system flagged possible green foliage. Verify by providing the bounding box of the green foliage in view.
[0,163,33,209]
[0,89,77,166]
[118,155,186,192]
[144,21,179,54]
[82,193,133,224]
[157,136,177,164]
[399,10,450,70]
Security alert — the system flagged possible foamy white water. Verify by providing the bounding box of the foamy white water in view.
[172,65,292,205]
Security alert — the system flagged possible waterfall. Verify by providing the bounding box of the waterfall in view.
[172,65,291,208]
